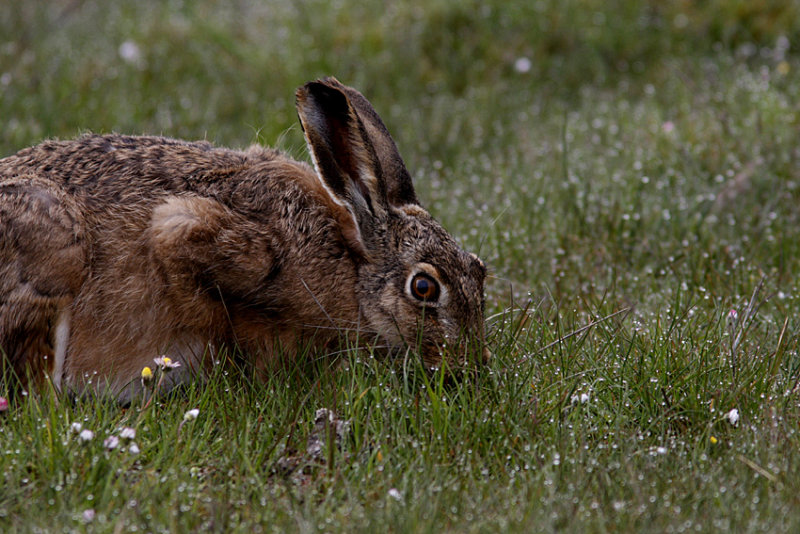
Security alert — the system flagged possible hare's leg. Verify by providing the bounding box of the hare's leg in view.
[0,176,86,393]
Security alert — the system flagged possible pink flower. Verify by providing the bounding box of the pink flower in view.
[0,397,8,412]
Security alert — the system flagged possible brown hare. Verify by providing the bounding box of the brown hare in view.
[0,77,488,402]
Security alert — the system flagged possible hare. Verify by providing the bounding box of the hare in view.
[0,77,488,402]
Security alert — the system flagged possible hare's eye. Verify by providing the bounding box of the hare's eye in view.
[410,273,440,302]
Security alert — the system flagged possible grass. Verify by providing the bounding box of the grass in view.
[2,0,800,531]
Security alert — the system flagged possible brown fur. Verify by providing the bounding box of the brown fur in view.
[0,78,487,401]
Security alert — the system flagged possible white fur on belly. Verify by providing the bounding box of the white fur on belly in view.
[52,308,71,390]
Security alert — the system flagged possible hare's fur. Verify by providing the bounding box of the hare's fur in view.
[0,78,487,400]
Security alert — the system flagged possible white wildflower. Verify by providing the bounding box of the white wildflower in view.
[154,356,181,370]
[128,443,140,455]
[70,422,83,434]
[725,408,740,426]
[78,429,94,442]
[118,40,142,64]
[183,408,200,421]
[104,435,120,450]
[388,488,403,502]
[514,57,532,74]
[119,427,136,440]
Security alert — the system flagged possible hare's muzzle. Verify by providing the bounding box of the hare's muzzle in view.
[434,335,490,369]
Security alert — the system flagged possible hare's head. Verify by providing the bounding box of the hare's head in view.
[296,78,488,368]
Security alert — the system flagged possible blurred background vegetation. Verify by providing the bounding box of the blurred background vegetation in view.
[2,0,797,147]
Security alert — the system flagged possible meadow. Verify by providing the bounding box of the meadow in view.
[2,1,800,531]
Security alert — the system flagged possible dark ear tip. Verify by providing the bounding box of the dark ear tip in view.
[298,78,349,115]
[297,76,344,97]
[318,76,343,87]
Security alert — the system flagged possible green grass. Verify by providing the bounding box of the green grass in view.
[3,0,800,532]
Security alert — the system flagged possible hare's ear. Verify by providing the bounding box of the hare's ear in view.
[328,79,419,207]
[297,78,420,215]
[297,79,390,234]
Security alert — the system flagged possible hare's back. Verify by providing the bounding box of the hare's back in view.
[0,134,289,202]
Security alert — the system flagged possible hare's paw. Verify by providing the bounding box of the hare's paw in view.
[149,195,228,248]
[147,194,279,320]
